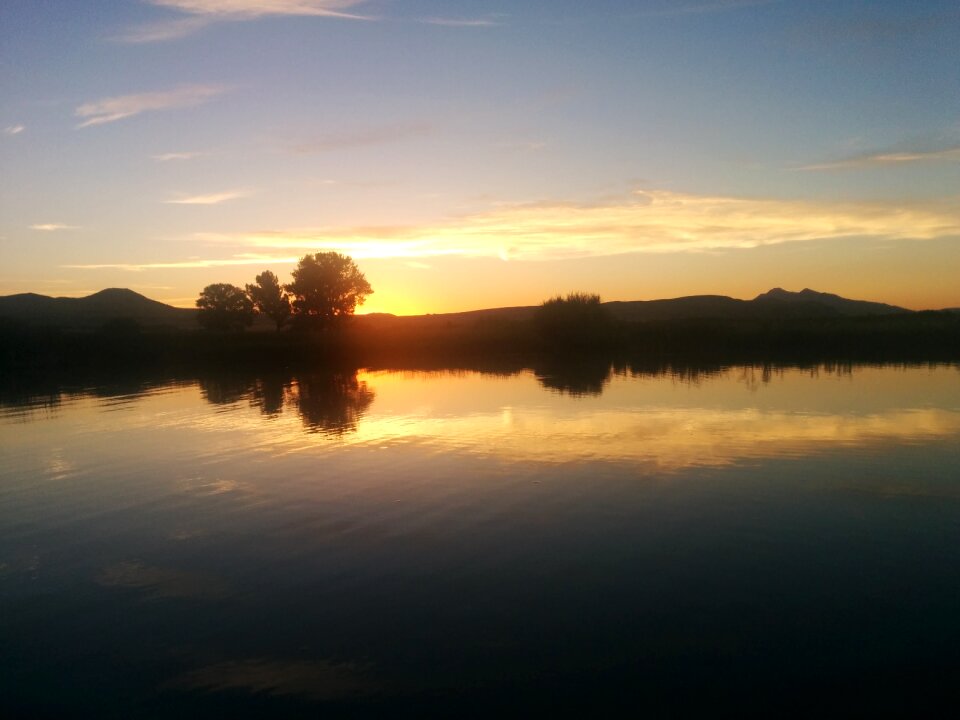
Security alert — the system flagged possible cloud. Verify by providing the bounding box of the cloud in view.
[291,123,432,154]
[225,191,960,261]
[30,223,78,231]
[66,189,960,272]
[420,17,499,27]
[3,125,25,135]
[116,1,373,42]
[164,189,251,205]
[79,191,960,269]
[638,0,777,17]
[76,85,227,128]
[64,254,300,271]
[797,146,960,171]
[152,151,203,161]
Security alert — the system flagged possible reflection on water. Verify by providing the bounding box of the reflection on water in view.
[1,362,959,715]
[198,371,376,435]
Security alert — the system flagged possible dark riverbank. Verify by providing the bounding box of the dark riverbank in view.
[2,310,959,377]
[2,311,959,414]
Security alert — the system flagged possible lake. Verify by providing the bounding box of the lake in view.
[2,362,959,716]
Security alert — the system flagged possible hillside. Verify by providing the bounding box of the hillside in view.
[0,288,196,330]
[0,287,914,332]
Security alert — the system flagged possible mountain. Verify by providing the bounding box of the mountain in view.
[0,288,196,329]
[0,287,914,332]
[751,288,909,317]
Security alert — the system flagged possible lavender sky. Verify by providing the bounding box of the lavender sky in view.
[2,0,958,313]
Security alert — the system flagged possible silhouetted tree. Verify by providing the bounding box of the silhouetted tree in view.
[534,292,612,346]
[246,270,291,330]
[285,252,372,329]
[196,283,254,331]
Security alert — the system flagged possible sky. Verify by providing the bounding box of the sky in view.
[1,0,958,314]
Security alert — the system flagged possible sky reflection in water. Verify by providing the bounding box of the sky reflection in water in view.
[1,363,959,715]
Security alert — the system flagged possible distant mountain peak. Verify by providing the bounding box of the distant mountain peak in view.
[88,287,144,298]
[0,287,196,329]
[757,287,790,299]
[753,287,907,315]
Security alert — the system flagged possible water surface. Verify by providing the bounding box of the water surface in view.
[2,364,959,715]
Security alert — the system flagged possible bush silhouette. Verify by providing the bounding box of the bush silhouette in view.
[534,292,612,346]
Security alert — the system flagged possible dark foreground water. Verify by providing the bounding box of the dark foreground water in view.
[2,363,959,716]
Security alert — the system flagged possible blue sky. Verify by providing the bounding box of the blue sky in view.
[2,0,958,312]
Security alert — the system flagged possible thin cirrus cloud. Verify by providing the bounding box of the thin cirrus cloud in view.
[420,17,499,27]
[797,146,960,171]
[4,125,25,135]
[30,223,78,231]
[64,254,300,271]
[227,190,960,261]
[637,0,777,17]
[116,0,374,42]
[65,189,960,271]
[75,85,228,128]
[152,151,203,161]
[164,189,251,205]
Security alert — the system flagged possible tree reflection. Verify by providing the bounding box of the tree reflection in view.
[199,374,253,405]
[533,356,612,397]
[249,374,288,416]
[197,368,375,434]
[292,372,375,435]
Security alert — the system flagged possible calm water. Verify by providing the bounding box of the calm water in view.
[2,363,959,716]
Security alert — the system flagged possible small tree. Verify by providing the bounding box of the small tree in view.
[196,283,254,331]
[246,270,291,330]
[286,252,373,329]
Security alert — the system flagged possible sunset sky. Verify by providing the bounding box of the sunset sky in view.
[2,0,958,314]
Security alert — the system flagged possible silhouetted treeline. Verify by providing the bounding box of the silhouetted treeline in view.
[1,310,959,378]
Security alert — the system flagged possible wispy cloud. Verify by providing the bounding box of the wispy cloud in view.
[152,151,203,161]
[3,125,25,135]
[76,85,227,127]
[116,1,374,43]
[64,253,299,271]
[67,190,960,271]
[420,17,499,27]
[797,146,960,171]
[232,191,960,260]
[638,0,776,17]
[291,123,432,154]
[30,223,78,231]
[164,189,251,205]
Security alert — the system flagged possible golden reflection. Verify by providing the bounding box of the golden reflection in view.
[339,367,960,471]
[348,404,960,470]
[7,365,959,476]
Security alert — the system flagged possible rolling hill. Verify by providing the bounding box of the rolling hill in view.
[0,286,914,332]
[0,288,196,330]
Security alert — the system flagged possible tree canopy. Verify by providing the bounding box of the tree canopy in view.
[246,270,291,330]
[196,283,254,331]
[285,252,373,329]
